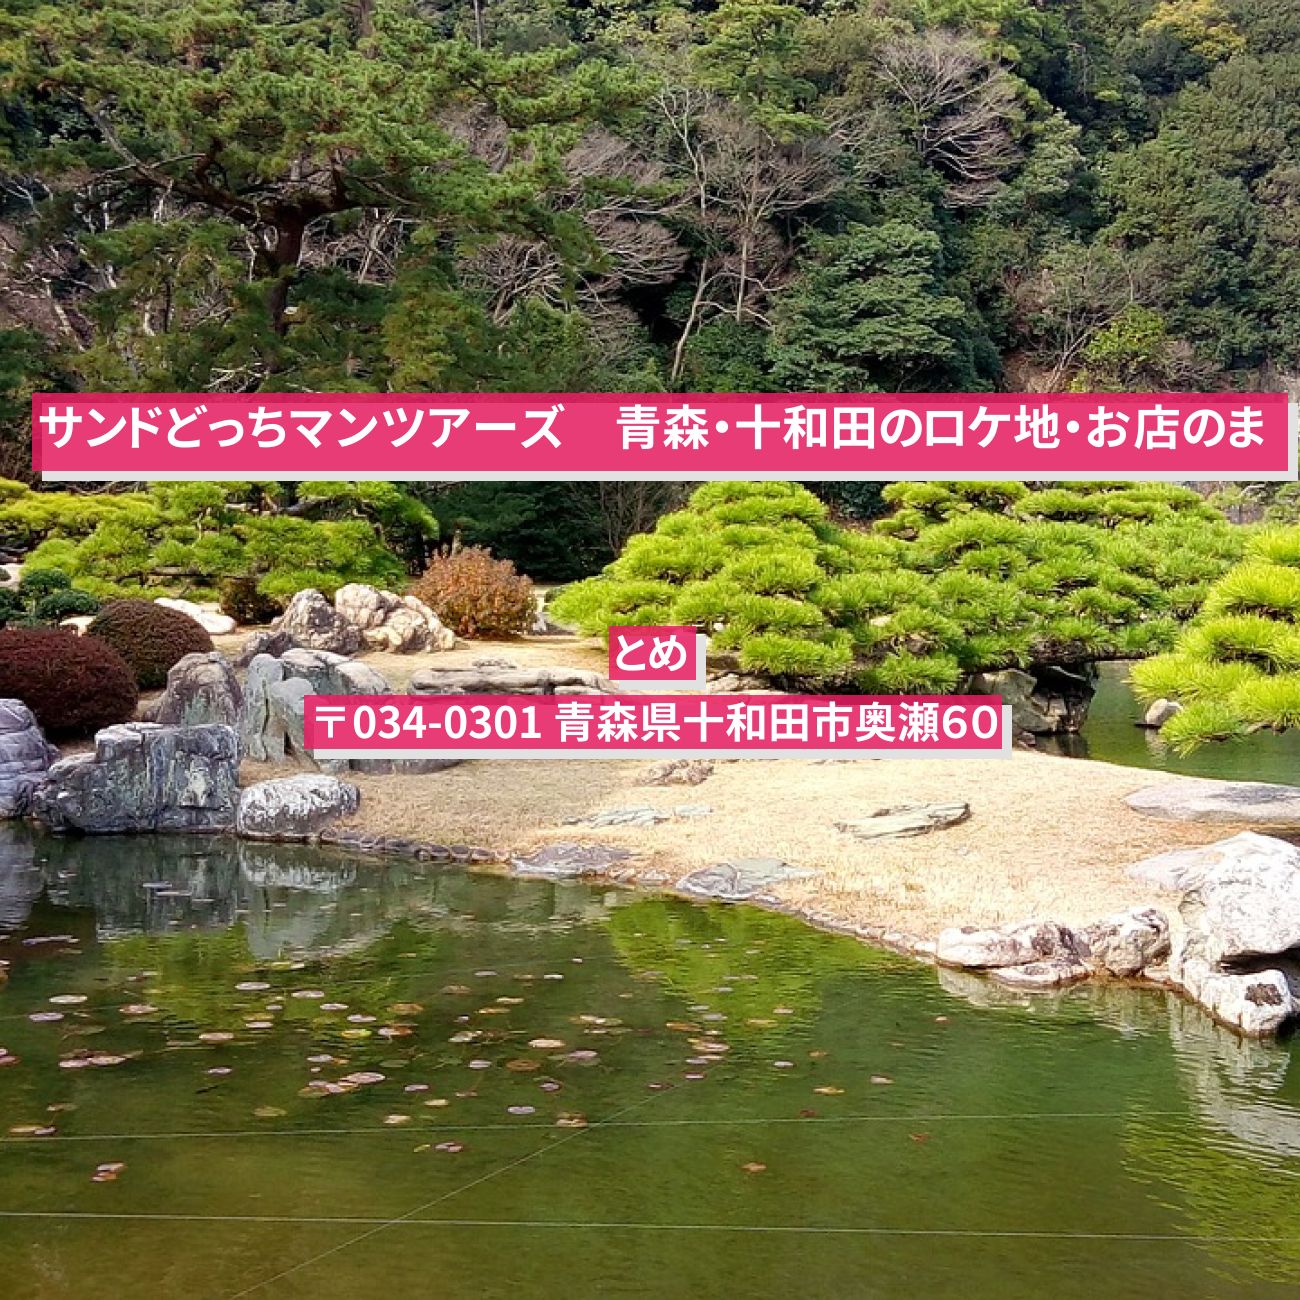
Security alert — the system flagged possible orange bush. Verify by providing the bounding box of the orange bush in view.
[409,546,535,638]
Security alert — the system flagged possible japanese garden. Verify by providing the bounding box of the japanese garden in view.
[3,0,1300,1297]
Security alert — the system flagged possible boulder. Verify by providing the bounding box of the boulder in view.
[1177,834,1300,965]
[236,774,360,841]
[676,857,817,903]
[274,589,362,655]
[332,583,394,631]
[936,919,1085,970]
[1081,907,1170,977]
[279,647,389,696]
[640,759,714,787]
[154,597,237,637]
[267,678,312,760]
[967,665,1096,735]
[153,652,243,731]
[240,654,286,762]
[1125,778,1300,828]
[1141,698,1183,729]
[32,723,239,833]
[0,699,58,818]
[837,802,970,841]
[1167,951,1297,1039]
[410,666,617,695]
[234,628,300,668]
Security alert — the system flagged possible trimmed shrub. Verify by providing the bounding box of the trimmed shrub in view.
[33,588,100,622]
[409,547,535,638]
[87,599,214,689]
[18,566,72,600]
[0,628,139,737]
[0,588,24,627]
[554,482,1242,689]
[218,575,284,626]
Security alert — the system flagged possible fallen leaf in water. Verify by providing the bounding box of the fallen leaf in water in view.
[9,1124,55,1136]
[871,1076,893,1086]
[434,1141,465,1153]
[87,1054,127,1067]
[564,1050,598,1064]
[910,1132,931,1144]
[424,1098,450,1108]
[537,1080,563,1093]
[235,982,270,993]
[341,1071,385,1086]
[809,1050,828,1059]
[49,995,87,1006]
[665,1022,699,1033]
[405,1083,430,1093]
[527,1038,565,1050]
[118,1005,158,1017]
[389,1003,424,1016]
[507,1105,536,1116]
[495,997,524,1006]
[746,1019,776,1028]
[440,985,471,995]
[477,1007,508,1016]
[0,1054,19,1068]
[245,1020,273,1030]
[741,1162,766,1174]
[340,1029,372,1040]
[555,1113,588,1128]
[773,1061,794,1070]
[199,1032,234,1044]
[254,1106,286,1119]
[207,1067,232,1077]
[505,1059,539,1073]
[383,1114,412,1126]
[29,1012,64,1023]
[378,1025,414,1039]
[320,1003,348,1012]
[291,990,325,1001]
[467,1059,492,1070]
[935,1016,949,1024]
[813,1086,844,1096]
[347,1014,377,1025]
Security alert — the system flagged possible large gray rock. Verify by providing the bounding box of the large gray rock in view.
[33,723,239,834]
[267,678,312,760]
[1081,907,1170,978]
[154,652,243,731]
[1177,834,1300,965]
[234,628,300,668]
[1141,698,1183,729]
[240,654,286,762]
[837,802,970,841]
[236,774,360,841]
[1125,779,1300,827]
[936,920,1085,970]
[274,589,362,655]
[0,700,58,818]
[676,857,816,902]
[410,666,616,695]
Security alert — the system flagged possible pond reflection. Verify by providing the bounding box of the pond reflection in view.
[0,826,1297,1300]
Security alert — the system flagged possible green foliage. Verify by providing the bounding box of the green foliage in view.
[87,599,214,690]
[0,565,101,628]
[0,628,139,738]
[553,481,1241,688]
[0,478,425,610]
[1135,528,1300,749]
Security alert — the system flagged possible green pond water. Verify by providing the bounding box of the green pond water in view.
[1043,661,1300,785]
[1,829,1299,1299]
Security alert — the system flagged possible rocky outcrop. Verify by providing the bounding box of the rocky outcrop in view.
[333,584,455,654]
[234,628,300,668]
[510,843,633,879]
[967,665,1096,735]
[676,857,817,902]
[153,652,243,731]
[1081,907,1170,978]
[409,665,617,695]
[235,774,360,841]
[936,919,1086,970]
[1125,778,1300,827]
[32,723,239,834]
[273,589,362,655]
[0,700,57,818]
[154,597,236,636]
[837,802,970,841]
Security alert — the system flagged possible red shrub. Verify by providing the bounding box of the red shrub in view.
[409,547,535,638]
[0,628,139,738]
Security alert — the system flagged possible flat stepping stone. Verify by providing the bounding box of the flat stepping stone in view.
[676,857,816,903]
[510,843,632,880]
[837,802,970,841]
[1125,780,1300,827]
[564,804,715,828]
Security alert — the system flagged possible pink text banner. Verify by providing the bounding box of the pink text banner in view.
[33,392,1294,482]
[304,694,1012,760]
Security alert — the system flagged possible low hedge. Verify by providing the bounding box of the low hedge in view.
[87,599,214,689]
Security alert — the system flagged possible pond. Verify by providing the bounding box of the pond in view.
[1042,661,1300,785]
[1,828,1299,1299]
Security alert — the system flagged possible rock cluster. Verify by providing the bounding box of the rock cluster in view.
[967,665,1096,735]
[272,586,454,656]
[410,664,617,695]
[0,699,58,817]
[936,910,1171,990]
[33,722,240,834]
